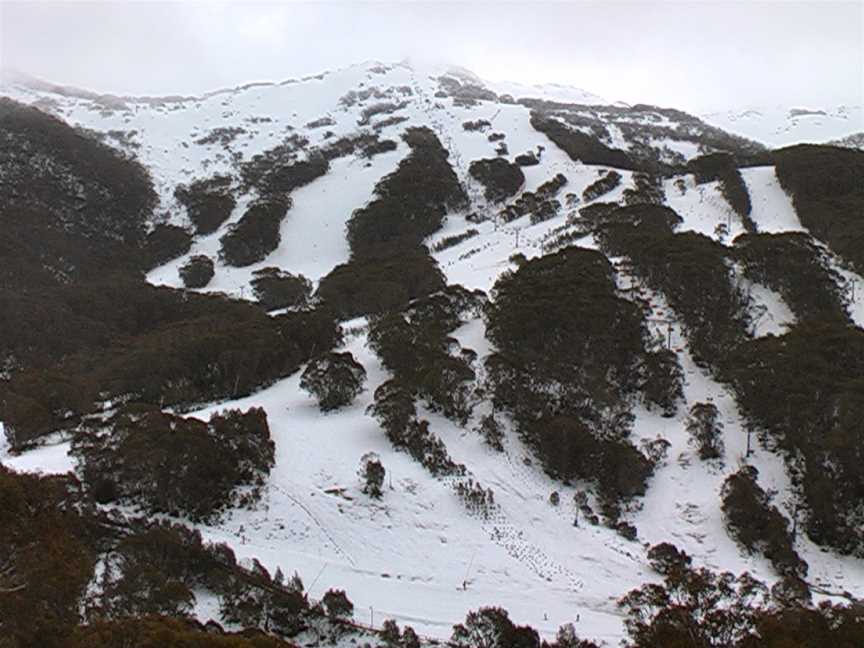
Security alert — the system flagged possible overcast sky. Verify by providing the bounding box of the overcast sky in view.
[1,0,862,113]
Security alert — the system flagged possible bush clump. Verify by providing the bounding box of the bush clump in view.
[318,127,465,318]
[179,255,215,288]
[725,322,864,556]
[773,145,864,272]
[582,170,622,202]
[174,175,236,235]
[300,351,367,412]
[469,158,525,203]
[722,465,807,578]
[73,405,274,521]
[484,247,659,515]
[530,112,639,170]
[689,153,754,230]
[686,402,724,461]
[250,267,312,310]
[141,224,193,270]
[734,232,849,323]
[219,196,292,267]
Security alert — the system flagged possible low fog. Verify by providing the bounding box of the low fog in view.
[1,1,862,113]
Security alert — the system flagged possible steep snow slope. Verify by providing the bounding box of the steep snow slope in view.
[3,61,864,644]
[702,104,864,148]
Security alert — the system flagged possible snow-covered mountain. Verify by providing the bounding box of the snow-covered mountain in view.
[2,60,863,646]
[702,104,864,148]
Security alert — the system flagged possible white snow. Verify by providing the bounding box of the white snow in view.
[702,104,864,148]
[3,60,864,645]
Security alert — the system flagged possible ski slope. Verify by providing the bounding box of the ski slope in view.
[3,61,864,644]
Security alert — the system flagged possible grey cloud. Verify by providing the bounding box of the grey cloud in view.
[1,1,862,113]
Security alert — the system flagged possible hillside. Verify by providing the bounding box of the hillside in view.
[1,61,863,647]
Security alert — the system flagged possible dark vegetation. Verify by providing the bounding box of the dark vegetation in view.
[318,248,446,319]
[179,254,215,288]
[581,170,622,202]
[484,247,681,521]
[514,151,540,166]
[357,101,407,126]
[523,100,767,172]
[733,232,850,323]
[619,543,864,648]
[592,199,864,558]
[0,102,340,454]
[468,157,525,202]
[685,402,724,461]
[689,153,755,230]
[250,267,312,310]
[530,112,639,170]
[722,466,806,578]
[773,144,864,272]
[0,465,336,646]
[0,98,157,287]
[432,228,479,252]
[725,322,864,556]
[174,174,236,235]
[368,285,485,428]
[300,351,367,412]
[2,435,861,648]
[499,173,567,224]
[2,283,341,449]
[623,172,665,206]
[594,204,751,363]
[318,127,467,318]
[219,196,291,267]
[141,224,193,270]
[367,286,485,476]
[462,119,491,132]
[73,405,274,520]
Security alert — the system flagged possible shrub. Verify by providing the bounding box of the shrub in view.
[451,607,539,648]
[594,208,751,363]
[639,349,684,417]
[688,153,754,230]
[321,589,353,620]
[623,172,665,206]
[773,144,864,272]
[219,196,292,267]
[174,175,236,235]
[239,139,326,197]
[530,112,639,170]
[432,228,479,252]
[647,542,693,576]
[722,466,807,578]
[250,267,312,310]
[0,98,157,286]
[141,224,193,270]
[299,351,367,412]
[686,402,724,461]
[475,413,504,451]
[463,119,491,132]
[1,292,342,448]
[72,405,274,521]
[484,247,657,506]
[317,247,446,319]
[734,232,850,323]
[468,157,526,203]
[358,101,408,126]
[724,322,864,556]
[360,453,385,498]
[179,255,215,288]
[514,151,540,166]
[582,170,622,202]
[619,562,770,647]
